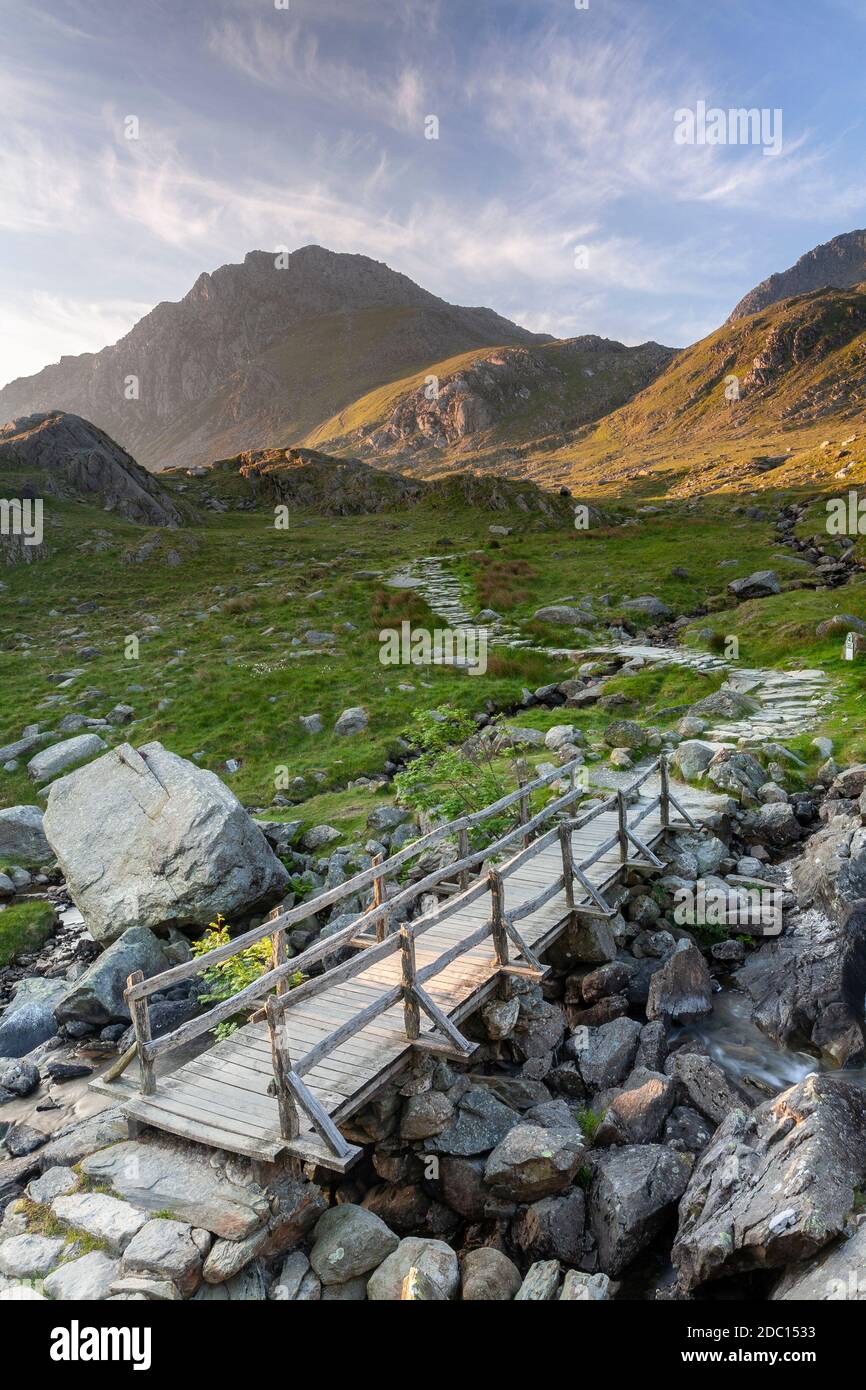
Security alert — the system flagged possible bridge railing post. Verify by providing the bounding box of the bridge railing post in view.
[517,769,531,848]
[558,825,575,911]
[488,869,511,997]
[266,994,300,1140]
[126,970,155,1096]
[269,907,289,998]
[400,927,421,1040]
[616,790,628,864]
[659,756,670,831]
[457,827,470,891]
[371,853,390,942]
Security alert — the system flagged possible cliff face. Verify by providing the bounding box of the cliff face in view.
[0,247,547,472]
[730,229,866,321]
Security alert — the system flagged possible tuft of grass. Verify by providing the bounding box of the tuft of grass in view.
[577,1107,604,1140]
[0,900,57,966]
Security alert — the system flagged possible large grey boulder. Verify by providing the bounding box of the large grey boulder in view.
[54,926,171,1027]
[621,595,672,619]
[51,1193,147,1253]
[738,904,866,1067]
[741,803,801,848]
[728,570,780,599]
[572,1017,642,1090]
[427,1086,519,1156]
[646,941,712,1025]
[690,688,759,721]
[43,742,289,943]
[28,734,107,784]
[512,1189,585,1264]
[309,1205,398,1285]
[706,749,766,804]
[483,1125,585,1201]
[673,1075,866,1291]
[0,977,67,1058]
[664,1051,750,1126]
[334,707,368,737]
[589,1144,692,1277]
[532,605,592,625]
[367,1236,458,1301]
[43,1250,120,1300]
[0,806,51,866]
[673,741,718,782]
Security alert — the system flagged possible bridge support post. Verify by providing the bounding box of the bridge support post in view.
[372,854,389,942]
[400,927,421,1040]
[488,869,512,998]
[266,995,300,1141]
[517,771,531,848]
[457,827,470,891]
[558,825,575,914]
[616,791,628,864]
[269,909,289,998]
[126,970,155,1096]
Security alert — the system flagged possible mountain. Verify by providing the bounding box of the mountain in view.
[730,228,866,321]
[533,281,866,495]
[306,335,676,476]
[0,412,184,527]
[0,247,548,473]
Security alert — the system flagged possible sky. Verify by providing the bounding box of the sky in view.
[1,0,866,388]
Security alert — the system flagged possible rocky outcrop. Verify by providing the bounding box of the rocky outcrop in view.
[0,413,183,527]
[738,904,866,1066]
[792,810,866,922]
[589,1144,692,1277]
[729,228,866,321]
[673,1076,866,1290]
[42,742,289,943]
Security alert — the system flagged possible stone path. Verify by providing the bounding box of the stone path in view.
[390,555,835,750]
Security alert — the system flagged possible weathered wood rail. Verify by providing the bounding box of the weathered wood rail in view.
[96,756,699,1170]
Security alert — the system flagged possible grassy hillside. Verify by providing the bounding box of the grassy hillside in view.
[3,471,864,837]
[524,284,866,497]
[306,337,675,477]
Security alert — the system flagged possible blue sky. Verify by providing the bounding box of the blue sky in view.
[1,0,865,388]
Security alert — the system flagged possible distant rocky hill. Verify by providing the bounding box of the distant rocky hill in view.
[169,444,576,521]
[307,336,675,475]
[0,247,548,472]
[533,281,866,495]
[730,228,866,320]
[0,412,183,527]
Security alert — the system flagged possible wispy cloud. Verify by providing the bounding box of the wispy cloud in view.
[206,16,429,135]
[0,292,151,388]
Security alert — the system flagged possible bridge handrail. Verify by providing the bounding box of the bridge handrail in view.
[126,753,589,1006]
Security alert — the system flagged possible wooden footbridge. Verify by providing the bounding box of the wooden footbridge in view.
[96,757,704,1172]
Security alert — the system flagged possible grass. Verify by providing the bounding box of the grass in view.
[0,900,56,966]
[1,476,865,831]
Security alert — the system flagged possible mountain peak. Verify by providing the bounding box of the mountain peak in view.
[730,227,866,320]
[0,248,546,471]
